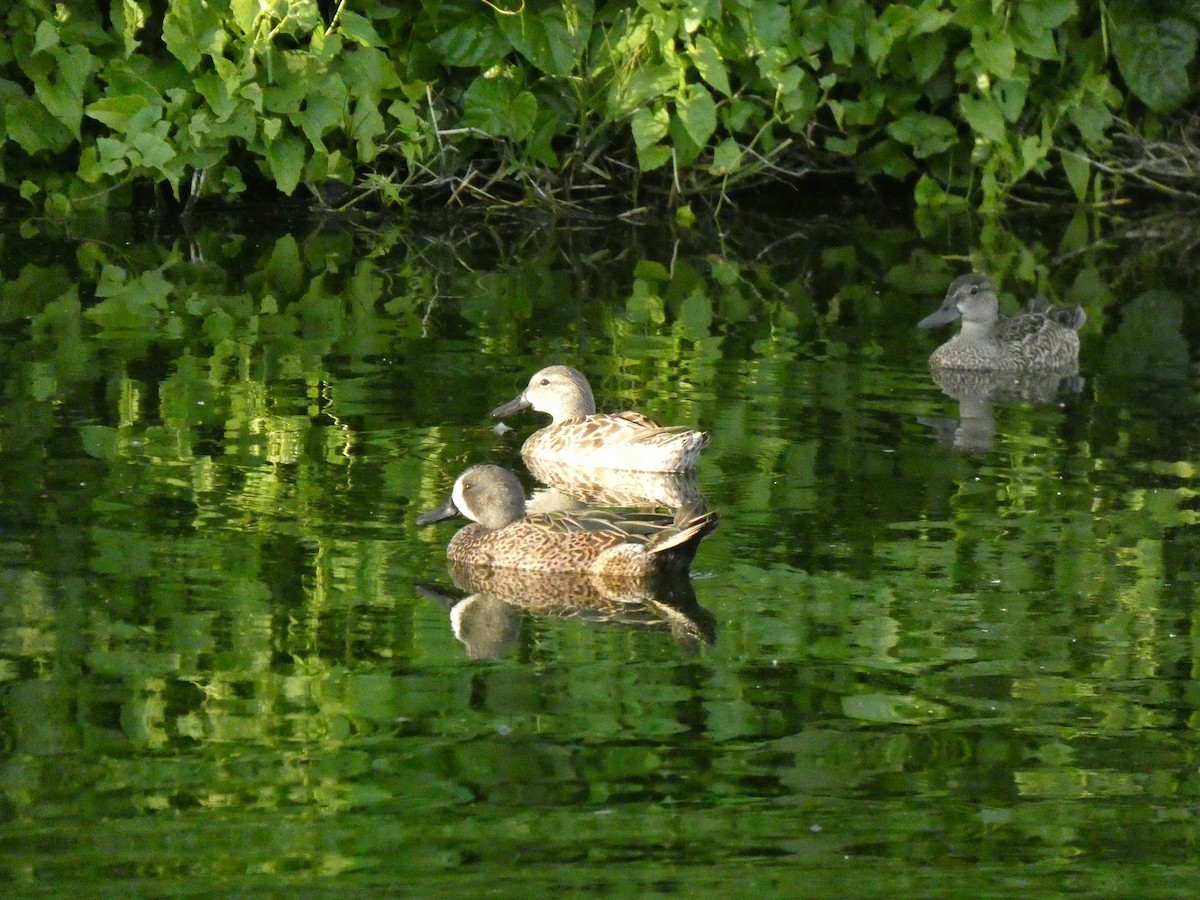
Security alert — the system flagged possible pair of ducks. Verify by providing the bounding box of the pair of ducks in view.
[416,366,717,578]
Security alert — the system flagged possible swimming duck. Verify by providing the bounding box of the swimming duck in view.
[918,274,1086,372]
[414,464,718,576]
[490,365,708,472]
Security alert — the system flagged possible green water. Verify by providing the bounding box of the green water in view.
[1,205,1198,897]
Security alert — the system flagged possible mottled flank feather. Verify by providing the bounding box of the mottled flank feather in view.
[490,365,708,472]
[918,274,1085,373]
[415,465,718,577]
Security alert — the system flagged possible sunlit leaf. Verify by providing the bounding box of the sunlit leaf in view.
[338,10,385,48]
[85,95,150,131]
[689,36,731,97]
[676,84,716,149]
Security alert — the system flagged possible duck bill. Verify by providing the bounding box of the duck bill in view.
[917,303,961,329]
[414,495,462,526]
[490,394,531,417]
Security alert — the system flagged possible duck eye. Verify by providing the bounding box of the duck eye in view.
[539,378,550,386]
[969,286,979,295]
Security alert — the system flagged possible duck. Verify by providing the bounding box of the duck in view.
[490,365,708,472]
[917,274,1086,372]
[414,464,718,576]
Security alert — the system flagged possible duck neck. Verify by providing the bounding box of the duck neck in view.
[959,318,997,343]
[475,493,526,530]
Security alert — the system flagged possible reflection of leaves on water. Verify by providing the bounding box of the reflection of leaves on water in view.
[1103,290,1190,381]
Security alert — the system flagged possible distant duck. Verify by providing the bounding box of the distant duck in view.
[918,274,1086,372]
[490,365,708,472]
[415,465,718,576]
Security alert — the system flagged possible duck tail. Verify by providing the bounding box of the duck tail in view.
[1054,305,1087,331]
[648,508,719,568]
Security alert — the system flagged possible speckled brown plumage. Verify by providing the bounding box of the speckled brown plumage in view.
[415,465,718,576]
[918,274,1085,373]
[490,365,708,472]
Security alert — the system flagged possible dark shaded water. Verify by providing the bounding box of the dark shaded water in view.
[2,203,1199,896]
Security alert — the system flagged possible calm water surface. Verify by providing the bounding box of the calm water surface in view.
[1,204,1199,897]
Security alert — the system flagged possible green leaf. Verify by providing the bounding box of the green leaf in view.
[711,138,742,174]
[1069,88,1112,144]
[130,127,176,170]
[265,132,306,195]
[959,94,1005,143]
[1060,152,1090,202]
[971,30,1016,78]
[162,1,228,72]
[351,101,386,161]
[33,46,95,139]
[627,279,665,324]
[460,77,537,141]
[265,235,304,298]
[631,261,667,285]
[427,16,508,68]
[6,94,72,153]
[1017,0,1078,32]
[230,0,259,36]
[908,32,946,83]
[676,84,716,149]
[668,114,703,167]
[748,3,789,52]
[498,2,593,77]
[886,113,958,159]
[1110,13,1197,113]
[112,0,149,57]
[85,95,150,131]
[636,143,672,172]
[297,77,348,149]
[866,5,913,66]
[678,289,713,339]
[630,106,668,151]
[993,78,1028,123]
[86,266,173,332]
[33,20,59,55]
[614,63,677,117]
[689,36,731,97]
[338,10,385,48]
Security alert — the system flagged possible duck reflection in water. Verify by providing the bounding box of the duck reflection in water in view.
[918,369,1085,452]
[418,568,717,660]
[521,456,706,516]
[415,464,719,659]
[917,274,1087,451]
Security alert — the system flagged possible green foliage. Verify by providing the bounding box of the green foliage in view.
[0,0,1197,210]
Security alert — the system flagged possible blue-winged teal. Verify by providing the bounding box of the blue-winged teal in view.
[414,465,718,576]
[490,365,708,472]
[918,274,1086,372]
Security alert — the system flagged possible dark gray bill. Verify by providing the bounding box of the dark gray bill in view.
[490,395,531,417]
[414,495,461,526]
[917,303,961,329]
